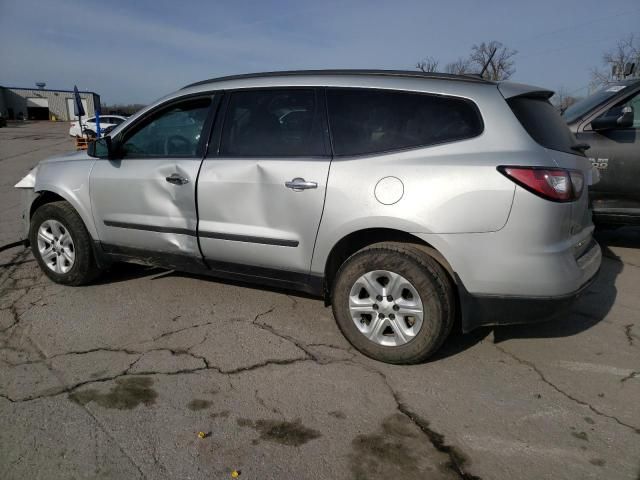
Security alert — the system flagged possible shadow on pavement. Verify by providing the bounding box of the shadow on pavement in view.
[491,228,638,344]
[84,227,639,357]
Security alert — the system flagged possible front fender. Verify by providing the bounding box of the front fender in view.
[30,154,98,240]
[32,183,98,240]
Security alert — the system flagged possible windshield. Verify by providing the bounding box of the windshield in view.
[562,82,632,123]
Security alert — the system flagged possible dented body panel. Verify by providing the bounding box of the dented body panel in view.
[197,156,331,273]
[90,157,201,257]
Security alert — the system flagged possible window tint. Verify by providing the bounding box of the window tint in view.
[326,88,483,156]
[600,91,640,129]
[220,89,324,156]
[508,96,579,155]
[122,97,211,157]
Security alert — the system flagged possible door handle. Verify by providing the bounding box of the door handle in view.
[285,177,318,191]
[165,173,189,185]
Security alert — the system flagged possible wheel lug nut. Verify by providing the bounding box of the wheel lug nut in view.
[372,304,379,310]
[387,295,393,301]
[376,295,382,301]
[379,313,385,319]
[389,314,395,320]
[393,305,399,311]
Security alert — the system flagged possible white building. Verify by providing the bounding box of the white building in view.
[0,86,100,121]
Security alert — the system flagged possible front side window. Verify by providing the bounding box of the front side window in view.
[220,89,324,156]
[326,88,483,156]
[122,97,212,157]
[598,91,640,129]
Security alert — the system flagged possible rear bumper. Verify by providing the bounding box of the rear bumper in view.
[457,261,600,332]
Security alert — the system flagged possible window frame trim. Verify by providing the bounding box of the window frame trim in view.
[325,86,485,158]
[578,83,640,133]
[207,86,331,159]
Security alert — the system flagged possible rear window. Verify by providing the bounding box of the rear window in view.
[220,89,325,157]
[508,96,580,155]
[326,88,483,156]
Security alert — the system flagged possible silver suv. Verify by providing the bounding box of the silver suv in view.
[16,70,601,364]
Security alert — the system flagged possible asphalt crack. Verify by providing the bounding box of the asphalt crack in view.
[624,324,637,347]
[494,344,640,434]
[346,359,480,479]
[621,371,640,383]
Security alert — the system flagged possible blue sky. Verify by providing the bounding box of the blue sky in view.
[1,0,638,104]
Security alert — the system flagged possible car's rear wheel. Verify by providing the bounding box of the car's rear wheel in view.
[331,242,455,364]
[29,201,101,286]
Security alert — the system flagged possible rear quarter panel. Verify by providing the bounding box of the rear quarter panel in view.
[311,84,550,275]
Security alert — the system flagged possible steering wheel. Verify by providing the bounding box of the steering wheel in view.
[164,135,191,155]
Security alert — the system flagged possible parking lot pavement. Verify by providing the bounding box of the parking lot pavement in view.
[1,122,639,480]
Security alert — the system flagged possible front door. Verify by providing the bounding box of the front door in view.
[579,89,640,215]
[197,88,331,279]
[90,95,215,263]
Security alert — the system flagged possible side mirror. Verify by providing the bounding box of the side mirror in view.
[591,105,634,131]
[87,136,112,159]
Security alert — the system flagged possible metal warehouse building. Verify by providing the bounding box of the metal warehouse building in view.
[0,86,100,121]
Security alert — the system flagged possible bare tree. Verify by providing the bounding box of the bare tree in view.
[414,40,516,79]
[468,41,517,80]
[416,56,439,73]
[444,57,471,75]
[590,34,640,90]
[550,87,581,113]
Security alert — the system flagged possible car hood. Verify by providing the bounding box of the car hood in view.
[39,150,92,165]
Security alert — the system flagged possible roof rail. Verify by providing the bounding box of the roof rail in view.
[181,69,493,89]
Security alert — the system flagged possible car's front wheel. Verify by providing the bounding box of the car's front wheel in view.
[331,242,455,364]
[29,201,101,286]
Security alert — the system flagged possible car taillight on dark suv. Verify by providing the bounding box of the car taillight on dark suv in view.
[498,166,584,202]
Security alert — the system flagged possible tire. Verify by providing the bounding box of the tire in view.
[331,242,455,364]
[29,201,101,286]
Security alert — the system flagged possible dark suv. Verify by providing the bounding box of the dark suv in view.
[563,79,640,226]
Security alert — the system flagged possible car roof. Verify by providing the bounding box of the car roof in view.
[182,69,495,90]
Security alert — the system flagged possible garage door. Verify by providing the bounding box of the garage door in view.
[26,97,50,120]
[67,98,89,120]
[26,97,49,107]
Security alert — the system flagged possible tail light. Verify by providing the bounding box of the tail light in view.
[498,166,584,202]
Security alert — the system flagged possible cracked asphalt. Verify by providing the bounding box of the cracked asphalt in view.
[1,122,639,479]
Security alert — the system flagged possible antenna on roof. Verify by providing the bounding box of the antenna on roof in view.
[479,47,497,80]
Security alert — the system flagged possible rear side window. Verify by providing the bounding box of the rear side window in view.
[326,88,483,156]
[507,96,579,155]
[220,89,325,157]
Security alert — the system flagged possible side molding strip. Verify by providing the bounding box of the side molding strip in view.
[198,231,299,247]
[104,221,299,247]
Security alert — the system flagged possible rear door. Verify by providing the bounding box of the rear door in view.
[197,88,331,278]
[576,88,640,214]
[90,95,216,264]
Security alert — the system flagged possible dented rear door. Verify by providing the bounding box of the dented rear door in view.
[197,88,331,274]
[90,95,216,260]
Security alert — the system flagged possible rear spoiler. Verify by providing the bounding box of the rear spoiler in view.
[498,82,553,100]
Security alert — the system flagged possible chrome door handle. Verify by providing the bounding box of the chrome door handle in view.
[285,177,318,191]
[165,173,189,185]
